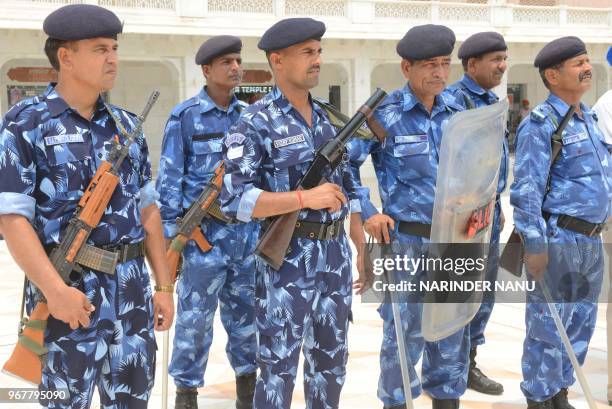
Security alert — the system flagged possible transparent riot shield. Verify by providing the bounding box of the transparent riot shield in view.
[422,99,509,342]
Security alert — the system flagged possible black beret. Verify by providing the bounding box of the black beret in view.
[458,31,507,60]
[397,24,456,60]
[258,18,326,52]
[196,36,242,65]
[43,4,122,41]
[534,36,587,69]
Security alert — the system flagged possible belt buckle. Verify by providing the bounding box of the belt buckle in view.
[326,224,335,240]
[590,224,603,237]
[118,245,128,264]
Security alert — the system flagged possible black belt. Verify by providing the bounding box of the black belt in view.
[543,212,606,237]
[294,219,344,240]
[397,221,431,239]
[45,241,146,274]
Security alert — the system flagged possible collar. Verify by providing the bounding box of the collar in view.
[198,86,240,114]
[401,83,454,115]
[546,92,590,119]
[44,82,107,119]
[271,86,320,117]
[460,74,498,102]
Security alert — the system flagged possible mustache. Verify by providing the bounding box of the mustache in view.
[579,71,592,81]
[307,65,320,73]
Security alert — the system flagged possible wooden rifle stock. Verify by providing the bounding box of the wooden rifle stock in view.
[254,206,301,270]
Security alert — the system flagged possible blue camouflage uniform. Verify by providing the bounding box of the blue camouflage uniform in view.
[156,87,258,388]
[347,84,469,407]
[220,86,359,409]
[510,93,612,401]
[0,83,158,409]
[446,73,509,348]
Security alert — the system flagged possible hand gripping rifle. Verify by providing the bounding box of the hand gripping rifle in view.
[2,91,160,385]
[255,88,387,270]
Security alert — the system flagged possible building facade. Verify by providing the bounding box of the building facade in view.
[1,0,611,172]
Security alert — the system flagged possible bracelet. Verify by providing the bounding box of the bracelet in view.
[295,190,304,209]
[154,284,174,293]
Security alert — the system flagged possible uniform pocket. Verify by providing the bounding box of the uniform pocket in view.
[44,141,91,192]
[192,139,223,154]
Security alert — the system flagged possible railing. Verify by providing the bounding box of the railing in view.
[11,0,176,9]
[6,0,612,30]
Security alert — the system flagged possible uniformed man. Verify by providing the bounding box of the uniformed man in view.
[156,35,258,409]
[446,31,508,396]
[347,24,469,409]
[510,36,611,409]
[220,17,366,409]
[0,4,174,408]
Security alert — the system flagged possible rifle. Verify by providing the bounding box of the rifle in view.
[159,162,225,409]
[255,88,387,270]
[500,104,575,277]
[165,162,225,282]
[2,91,160,385]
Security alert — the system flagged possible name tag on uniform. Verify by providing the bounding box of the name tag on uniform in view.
[44,133,84,146]
[273,134,306,149]
[227,145,244,160]
[562,132,588,145]
[394,134,427,144]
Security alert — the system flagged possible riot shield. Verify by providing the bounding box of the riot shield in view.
[422,99,509,342]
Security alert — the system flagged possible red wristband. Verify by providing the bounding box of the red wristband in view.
[296,190,304,209]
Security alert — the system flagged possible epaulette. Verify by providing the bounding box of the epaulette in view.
[4,96,40,122]
[107,103,137,119]
[530,104,552,123]
[378,90,402,108]
[170,96,199,118]
[313,99,376,140]
[441,90,468,112]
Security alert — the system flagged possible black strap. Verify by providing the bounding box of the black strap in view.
[460,88,476,110]
[261,219,345,241]
[293,219,344,240]
[397,221,431,239]
[193,132,224,142]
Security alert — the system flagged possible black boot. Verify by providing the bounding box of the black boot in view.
[236,372,256,409]
[552,388,576,409]
[175,387,198,409]
[467,347,504,395]
[432,398,459,409]
[384,404,407,409]
[527,398,554,409]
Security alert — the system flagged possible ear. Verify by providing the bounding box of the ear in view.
[269,51,282,71]
[400,59,411,80]
[57,46,72,71]
[544,67,559,87]
[201,64,209,79]
[467,57,477,74]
